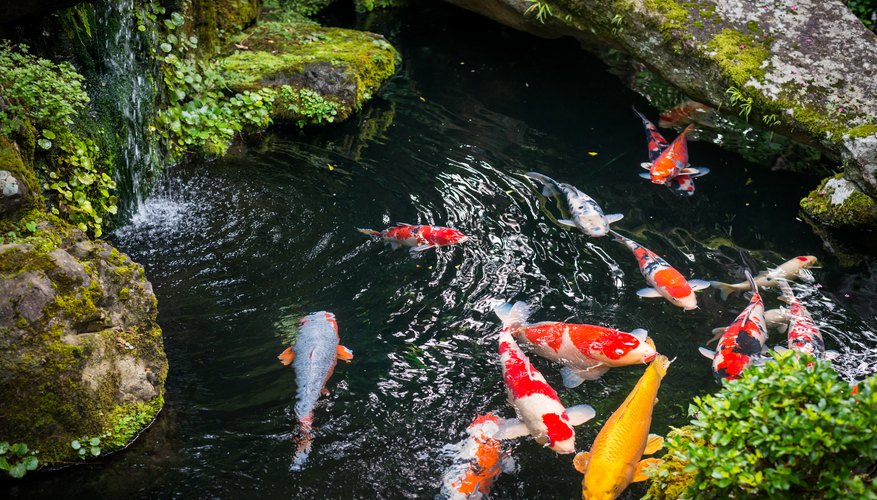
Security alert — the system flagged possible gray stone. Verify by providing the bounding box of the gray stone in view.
[48,248,91,288]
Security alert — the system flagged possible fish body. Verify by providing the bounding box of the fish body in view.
[278,311,353,469]
[699,272,768,382]
[526,172,622,237]
[494,301,656,387]
[777,281,825,358]
[497,324,595,454]
[358,224,468,252]
[633,109,709,194]
[610,230,709,310]
[658,100,717,129]
[574,355,670,500]
[438,413,514,500]
[710,255,817,300]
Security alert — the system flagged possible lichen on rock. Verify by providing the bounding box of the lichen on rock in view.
[801,173,877,228]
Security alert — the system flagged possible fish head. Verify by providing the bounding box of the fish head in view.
[649,354,671,379]
[542,412,576,454]
[434,227,469,245]
[586,331,654,366]
[467,413,501,437]
[797,255,818,267]
[582,467,629,500]
[650,157,676,184]
[671,291,699,310]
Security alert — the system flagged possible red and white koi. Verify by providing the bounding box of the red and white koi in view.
[438,413,516,500]
[496,314,596,454]
[710,255,818,300]
[278,311,353,470]
[494,301,656,388]
[357,223,468,253]
[699,272,768,382]
[775,281,826,359]
[634,109,709,195]
[610,230,710,310]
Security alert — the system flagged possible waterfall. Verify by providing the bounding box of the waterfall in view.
[94,0,162,216]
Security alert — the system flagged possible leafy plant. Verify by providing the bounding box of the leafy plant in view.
[71,436,101,459]
[847,0,876,27]
[650,352,877,498]
[0,441,39,478]
[524,1,553,23]
[611,14,624,35]
[762,113,780,127]
[281,87,339,127]
[725,86,754,122]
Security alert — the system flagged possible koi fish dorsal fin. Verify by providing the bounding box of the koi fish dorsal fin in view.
[573,451,590,473]
[336,345,353,362]
[278,347,295,366]
[632,458,663,482]
[643,434,664,455]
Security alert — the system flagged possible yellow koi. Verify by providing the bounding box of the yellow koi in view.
[573,355,670,499]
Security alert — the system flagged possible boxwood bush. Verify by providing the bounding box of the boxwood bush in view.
[647,352,877,499]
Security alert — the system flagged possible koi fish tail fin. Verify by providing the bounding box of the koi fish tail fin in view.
[356,228,380,237]
[744,270,759,296]
[777,280,794,303]
[709,281,739,301]
[525,172,559,196]
[278,346,295,366]
[493,301,530,331]
[290,418,314,472]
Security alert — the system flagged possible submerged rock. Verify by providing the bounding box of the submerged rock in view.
[446,0,877,229]
[0,218,167,466]
[801,174,877,229]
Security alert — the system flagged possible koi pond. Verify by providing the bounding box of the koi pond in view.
[7,4,877,499]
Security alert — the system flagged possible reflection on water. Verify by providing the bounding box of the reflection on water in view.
[7,3,876,499]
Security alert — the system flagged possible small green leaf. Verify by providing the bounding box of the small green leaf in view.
[89,437,100,446]
[90,446,100,457]
[25,221,37,233]
[10,443,27,456]
[41,129,56,139]
[0,442,8,454]
[71,440,81,450]
[23,456,38,471]
[160,43,172,53]
[9,462,26,478]
[38,138,52,150]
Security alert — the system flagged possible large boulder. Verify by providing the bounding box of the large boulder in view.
[219,20,399,126]
[0,218,167,466]
[446,0,877,229]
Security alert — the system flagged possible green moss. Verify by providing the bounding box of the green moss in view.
[51,279,104,326]
[800,174,877,228]
[118,287,130,301]
[101,395,163,450]
[220,22,398,107]
[706,29,769,86]
[644,426,700,499]
[847,124,877,138]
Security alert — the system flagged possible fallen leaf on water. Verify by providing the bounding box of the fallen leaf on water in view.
[588,151,598,156]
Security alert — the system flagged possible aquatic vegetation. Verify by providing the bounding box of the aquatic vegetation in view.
[70,436,101,459]
[650,352,877,498]
[0,442,39,478]
[724,86,754,122]
[525,1,553,23]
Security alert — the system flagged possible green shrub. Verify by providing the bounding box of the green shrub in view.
[651,352,877,498]
[0,41,117,237]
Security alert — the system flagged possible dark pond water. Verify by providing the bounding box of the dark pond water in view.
[7,3,877,499]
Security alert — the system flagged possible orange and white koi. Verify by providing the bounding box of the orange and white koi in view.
[775,281,827,359]
[357,223,468,253]
[658,100,717,129]
[710,255,818,300]
[278,311,353,470]
[494,301,656,387]
[610,230,710,310]
[437,413,516,500]
[573,355,670,500]
[496,312,596,454]
[634,109,709,195]
[526,172,623,237]
[699,272,768,382]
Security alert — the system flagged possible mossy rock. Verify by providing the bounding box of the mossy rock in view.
[800,174,877,229]
[0,135,41,220]
[219,21,399,124]
[0,217,167,467]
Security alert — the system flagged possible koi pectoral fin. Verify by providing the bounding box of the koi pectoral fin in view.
[573,451,590,473]
[636,287,663,298]
[336,345,354,362]
[640,162,652,170]
[557,219,577,228]
[605,213,624,224]
[632,458,663,482]
[643,434,664,455]
[698,347,716,360]
[638,172,652,180]
[688,279,711,292]
[278,347,295,366]
[496,418,531,440]
[707,327,726,345]
[566,404,596,426]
